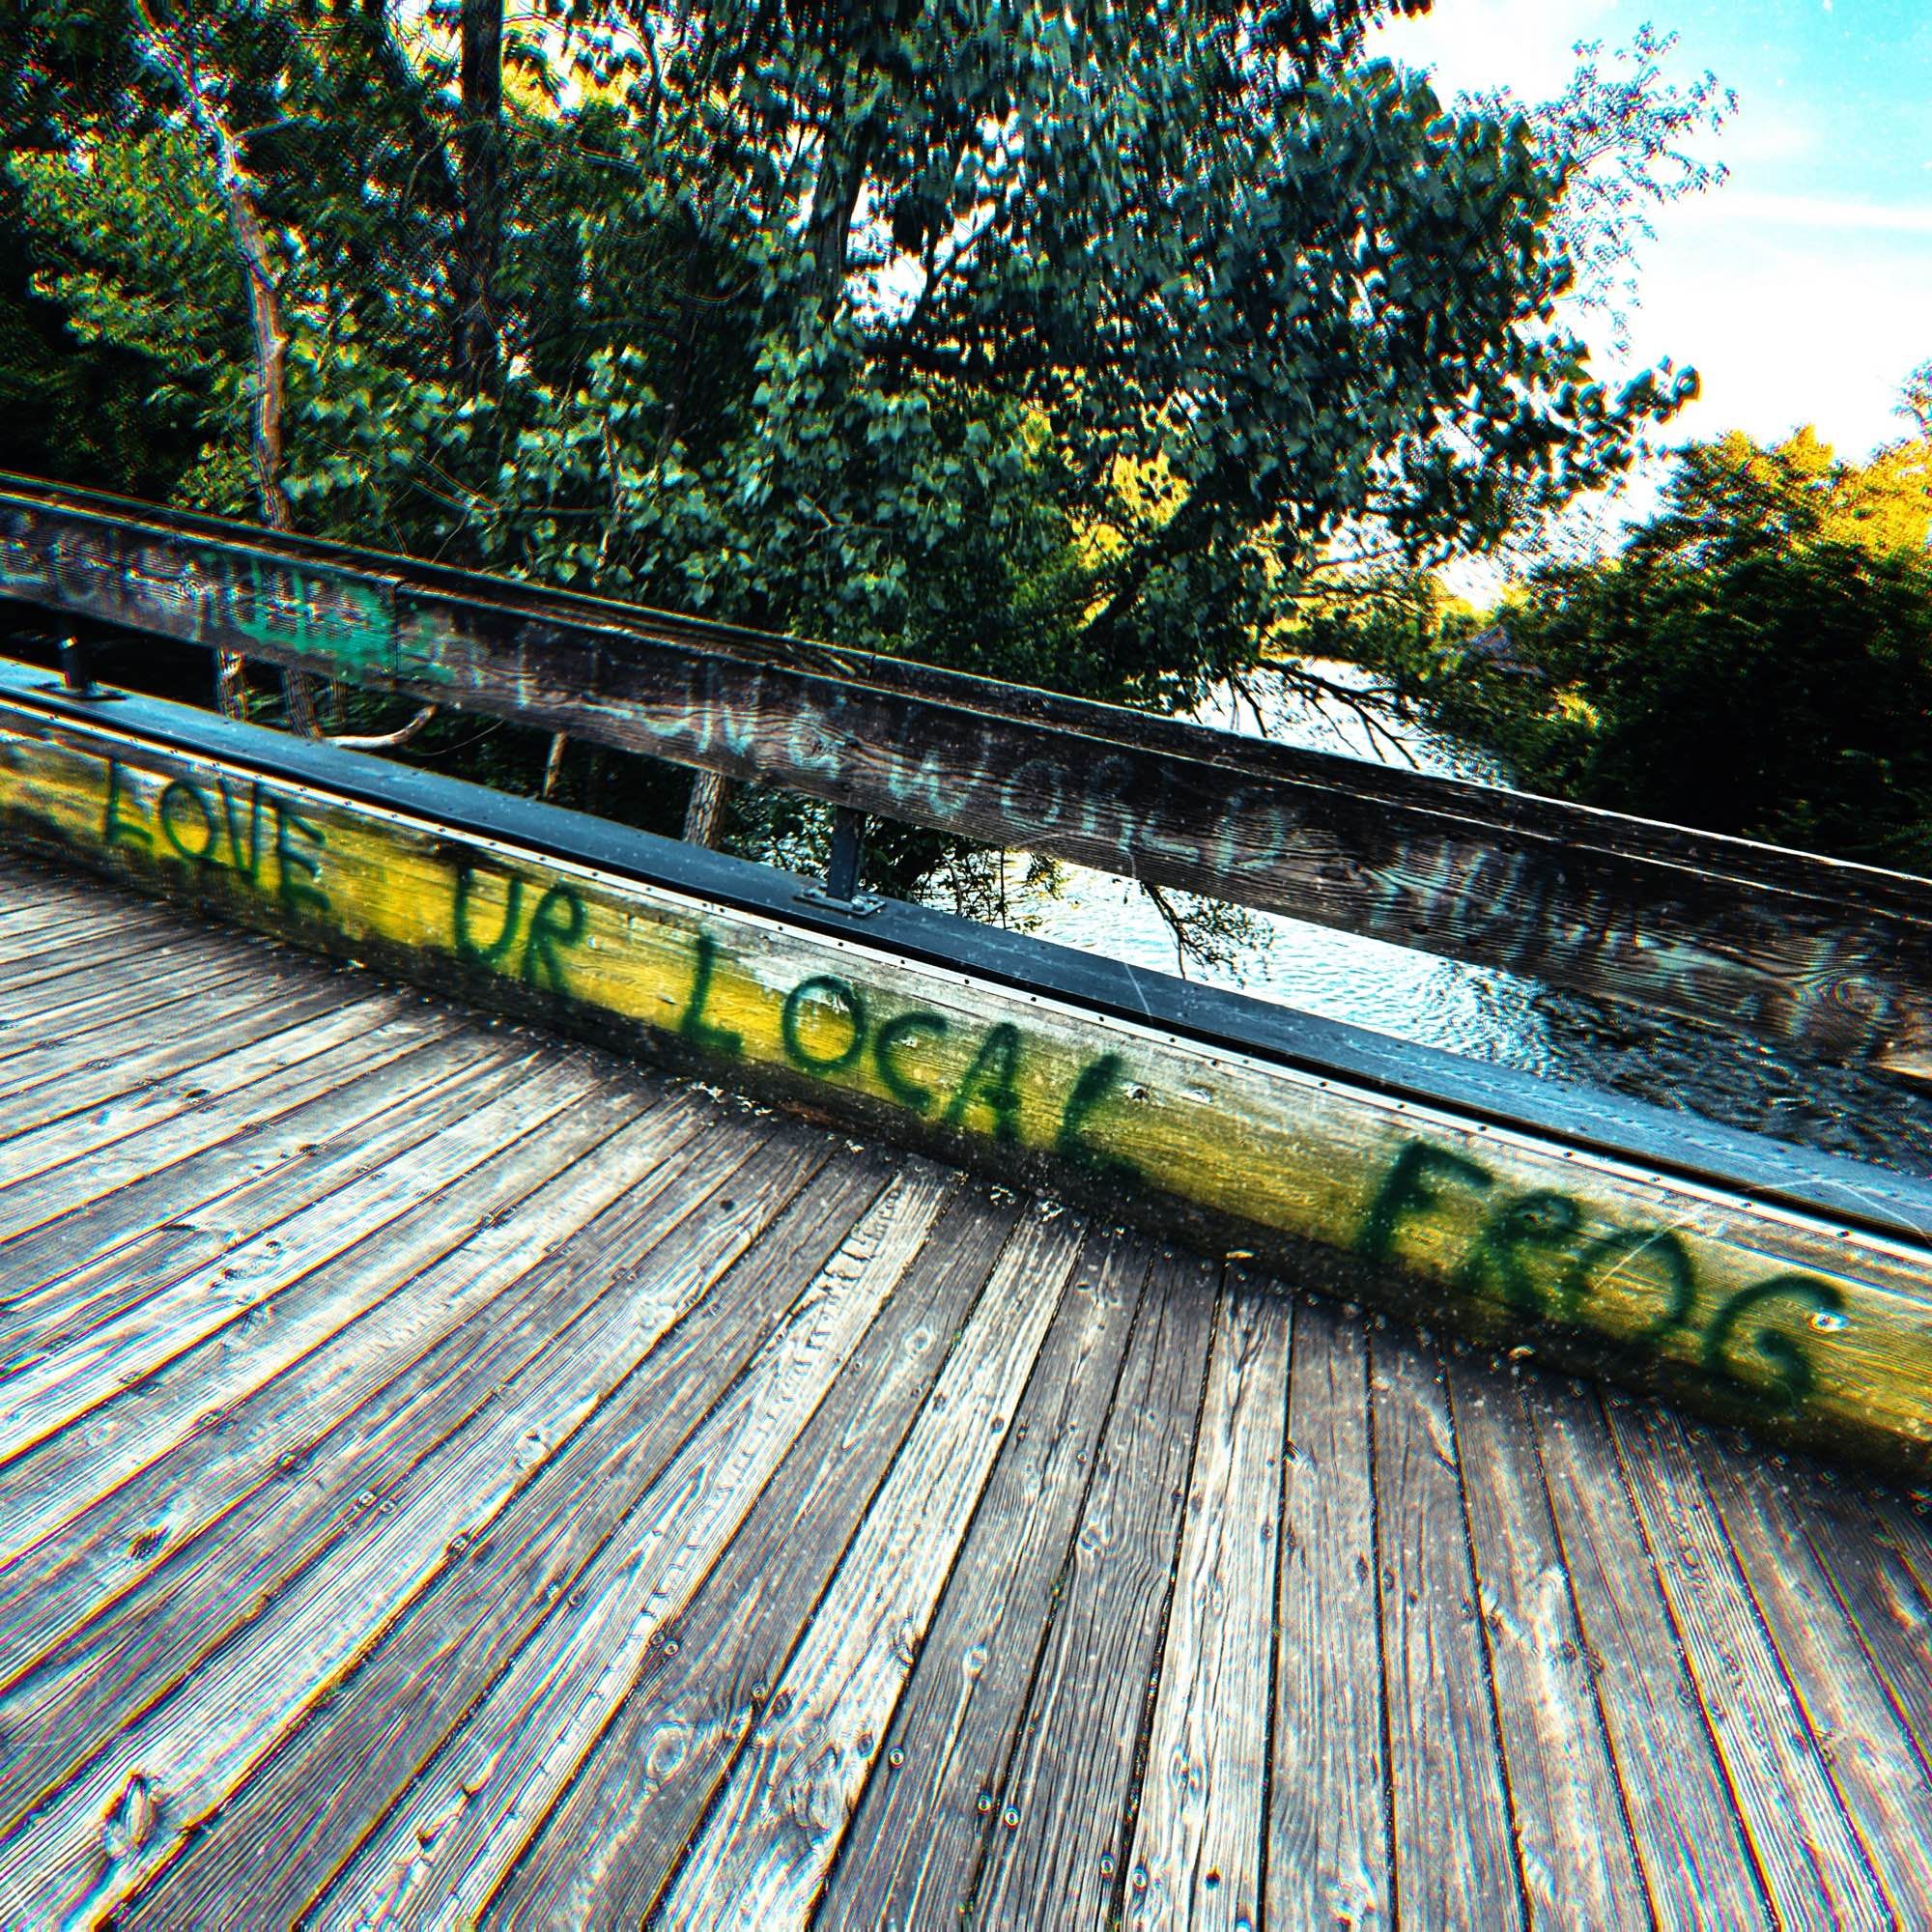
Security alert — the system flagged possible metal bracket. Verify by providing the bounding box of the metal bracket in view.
[797,885,886,919]
[54,636,116,701]
[800,805,881,915]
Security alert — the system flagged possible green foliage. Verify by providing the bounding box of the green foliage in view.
[1380,429,1932,869]
[2,0,1685,698]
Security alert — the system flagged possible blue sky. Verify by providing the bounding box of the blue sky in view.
[1369,0,1932,464]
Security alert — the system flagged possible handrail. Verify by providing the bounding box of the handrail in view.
[3,470,1931,1073]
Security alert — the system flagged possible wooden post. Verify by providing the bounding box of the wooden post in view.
[683,769,728,847]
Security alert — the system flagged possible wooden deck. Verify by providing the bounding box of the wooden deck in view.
[2,853,1931,1929]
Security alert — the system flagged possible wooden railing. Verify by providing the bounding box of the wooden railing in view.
[5,471,1932,1076]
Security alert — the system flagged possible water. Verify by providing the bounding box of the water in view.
[1001,661,1932,1177]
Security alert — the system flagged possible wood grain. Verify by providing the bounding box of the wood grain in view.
[0,1019,495,1379]
[0,1041,573,1471]
[970,1253,1218,1930]
[484,1188,1025,1928]
[651,1208,1083,1925]
[314,1163,950,1928]
[1446,1360,1651,1928]
[1695,1444,1932,1923]
[0,1012,479,1357]
[821,1226,1150,1930]
[144,1133,868,1931]
[1605,1400,1888,1929]
[1526,1390,1768,1927]
[0,1085,692,1839]
[0,1126,823,1923]
[1125,1278,1292,1932]
[1370,1326,1525,1929]
[1268,1293,1393,1931]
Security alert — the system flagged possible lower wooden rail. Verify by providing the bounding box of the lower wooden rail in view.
[3,665,1929,1478]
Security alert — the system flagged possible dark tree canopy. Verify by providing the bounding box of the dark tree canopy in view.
[1,0,1685,712]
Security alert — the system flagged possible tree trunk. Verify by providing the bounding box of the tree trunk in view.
[454,0,503,393]
[130,1,318,732]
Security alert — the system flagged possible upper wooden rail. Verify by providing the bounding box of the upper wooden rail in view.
[4,471,1931,1074]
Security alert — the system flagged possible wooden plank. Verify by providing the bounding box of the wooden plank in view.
[130,1135,870,1931]
[0,1124,824,1923]
[1779,1486,1932,1806]
[308,1163,952,1929]
[0,916,260,1039]
[0,989,416,1240]
[1605,1400,1889,1928]
[7,715,1931,1478]
[0,1037,561,1498]
[0,853,99,915]
[970,1253,1219,1929]
[0,951,274,1094]
[1695,1443,1932,1922]
[1268,1293,1393,1930]
[0,1084,697,1835]
[651,1209,1084,1924]
[0,1018,492,1373]
[128,1130,864,1927]
[483,1187,1025,1927]
[1445,1359,1651,1926]
[820,1226,1150,1929]
[0,1000,468,1298]
[1370,1327,1525,1928]
[0,951,365,1116]
[1124,1277,1293,1931]
[9,483,1932,1066]
[1526,1391,1769,1927]
[0,913,181,998]
[0,893,160,950]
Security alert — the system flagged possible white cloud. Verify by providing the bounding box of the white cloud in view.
[1365,0,1622,101]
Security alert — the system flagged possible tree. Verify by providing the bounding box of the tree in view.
[1422,429,1932,869]
[5,0,1688,681]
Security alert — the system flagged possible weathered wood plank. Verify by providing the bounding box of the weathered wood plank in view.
[0,1125,824,1924]
[0,931,355,1105]
[137,1137,869,1931]
[0,1041,578,1472]
[309,1164,952,1929]
[651,1208,1083,1925]
[8,484,1932,1066]
[0,1019,493,1373]
[0,990,417,1240]
[483,1188,1025,1928]
[1779,1486,1932,1807]
[1445,1360,1651,1927]
[1695,1444,1932,1923]
[6,713,1929,1477]
[0,952,274,1097]
[0,999,470,1303]
[1267,1293,1392,1931]
[0,1040,563,1521]
[0,1084,695,1836]
[1124,1278,1292,1932]
[1605,1399,1889,1928]
[0,963,350,1128]
[1526,1390,1768,1927]
[0,913,181,1000]
[821,1226,1149,1930]
[1371,1327,1525,1928]
[0,989,404,1198]
[970,1253,1218,1930]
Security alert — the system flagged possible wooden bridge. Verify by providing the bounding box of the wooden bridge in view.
[1,473,1930,1926]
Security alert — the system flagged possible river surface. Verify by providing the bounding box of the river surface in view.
[1001,662,1932,1178]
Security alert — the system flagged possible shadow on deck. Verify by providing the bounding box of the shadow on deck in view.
[2,853,1930,1928]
